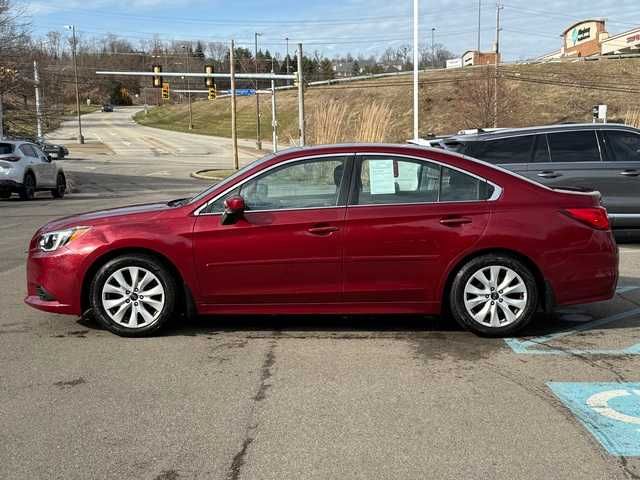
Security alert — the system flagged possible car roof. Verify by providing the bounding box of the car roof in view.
[445,123,640,142]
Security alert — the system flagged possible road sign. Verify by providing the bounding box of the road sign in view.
[549,382,640,456]
[161,82,170,100]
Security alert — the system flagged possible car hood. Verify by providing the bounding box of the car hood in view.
[40,201,173,233]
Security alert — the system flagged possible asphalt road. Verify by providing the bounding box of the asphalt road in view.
[1,111,640,479]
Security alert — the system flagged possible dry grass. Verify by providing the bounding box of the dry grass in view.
[308,100,348,145]
[356,102,394,142]
[625,109,640,128]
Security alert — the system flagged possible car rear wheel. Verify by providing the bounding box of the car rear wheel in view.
[90,254,177,337]
[51,173,66,199]
[57,148,65,159]
[449,254,538,337]
[19,173,35,200]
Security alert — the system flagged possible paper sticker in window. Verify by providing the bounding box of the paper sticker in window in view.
[369,160,395,194]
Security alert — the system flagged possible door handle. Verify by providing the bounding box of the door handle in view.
[619,170,640,177]
[307,226,339,235]
[537,171,561,179]
[440,216,472,226]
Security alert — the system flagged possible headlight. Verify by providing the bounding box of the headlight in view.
[39,227,90,252]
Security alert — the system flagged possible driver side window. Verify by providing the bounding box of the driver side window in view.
[207,156,349,213]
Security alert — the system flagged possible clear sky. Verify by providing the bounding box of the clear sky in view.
[24,0,640,60]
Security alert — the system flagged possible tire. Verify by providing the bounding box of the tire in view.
[51,173,66,199]
[90,254,177,337]
[57,148,65,159]
[19,172,35,200]
[0,190,10,199]
[449,254,538,337]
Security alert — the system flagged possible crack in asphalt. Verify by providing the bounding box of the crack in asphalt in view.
[225,338,278,480]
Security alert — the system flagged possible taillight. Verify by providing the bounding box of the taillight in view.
[563,207,610,230]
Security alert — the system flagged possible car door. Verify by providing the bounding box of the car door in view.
[527,130,605,191]
[596,129,640,225]
[18,144,43,185]
[32,144,56,187]
[192,155,352,306]
[342,154,492,307]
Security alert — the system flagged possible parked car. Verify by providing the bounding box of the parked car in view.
[440,123,640,238]
[25,144,617,337]
[14,136,69,159]
[0,140,67,200]
[101,104,113,112]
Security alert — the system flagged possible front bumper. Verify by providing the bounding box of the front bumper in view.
[25,247,84,316]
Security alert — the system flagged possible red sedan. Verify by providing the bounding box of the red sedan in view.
[25,144,618,337]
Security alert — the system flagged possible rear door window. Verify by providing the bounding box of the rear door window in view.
[472,135,535,164]
[531,135,551,162]
[602,131,640,162]
[548,131,601,163]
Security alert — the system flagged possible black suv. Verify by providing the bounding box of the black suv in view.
[442,124,640,237]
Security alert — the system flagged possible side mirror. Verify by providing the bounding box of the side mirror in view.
[221,195,245,225]
[46,154,53,162]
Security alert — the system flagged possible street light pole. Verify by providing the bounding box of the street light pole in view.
[254,32,262,150]
[285,37,290,74]
[66,25,84,144]
[182,43,193,130]
[431,28,436,68]
[477,0,482,51]
[412,0,419,140]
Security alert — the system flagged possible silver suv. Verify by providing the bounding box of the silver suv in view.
[0,140,66,200]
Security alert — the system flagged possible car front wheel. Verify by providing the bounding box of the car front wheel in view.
[19,173,35,200]
[90,254,177,337]
[449,254,538,337]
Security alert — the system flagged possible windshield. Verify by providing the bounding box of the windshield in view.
[0,143,14,154]
[187,153,276,205]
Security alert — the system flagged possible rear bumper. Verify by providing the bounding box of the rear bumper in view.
[546,230,618,306]
[0,179,21,191]
[25,247,84,316]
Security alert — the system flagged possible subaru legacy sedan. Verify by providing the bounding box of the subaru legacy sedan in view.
[25,144,618,337]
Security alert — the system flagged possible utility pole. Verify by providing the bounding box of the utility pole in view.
[412,0,419,140]
[182,43,193,130]
[297,43,305,146]
[494,1,502,128]
[271,57,278,153]
[477,0,482,51]
[0,95,4,139]
[33,60,43,141]
[431,28,436,68]
[285,37,290,85]
[254,32,262,150]
[230,40,239,169]
[67,25,84,144]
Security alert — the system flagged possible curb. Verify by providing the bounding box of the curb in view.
[190,169,228,181]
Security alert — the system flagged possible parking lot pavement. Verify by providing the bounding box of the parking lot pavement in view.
[1,174,640,479]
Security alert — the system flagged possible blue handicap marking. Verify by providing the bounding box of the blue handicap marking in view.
[548,382,640,456]
[504,305,640,356]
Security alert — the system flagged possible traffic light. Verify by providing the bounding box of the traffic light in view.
[161,82,170,100]
[152,65,162,88]
[208,86,217,100]
[204,65,215,88]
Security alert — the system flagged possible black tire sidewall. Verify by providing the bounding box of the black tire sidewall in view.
[20,173,35,200]
[52,174,66,198]
[90,255,176,337]
[449,255,538,337]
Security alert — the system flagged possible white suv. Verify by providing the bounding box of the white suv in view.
[0,140,66,200]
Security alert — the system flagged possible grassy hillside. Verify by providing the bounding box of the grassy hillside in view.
[134,58,640,144]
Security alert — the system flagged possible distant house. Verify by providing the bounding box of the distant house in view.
[332,62,363,77]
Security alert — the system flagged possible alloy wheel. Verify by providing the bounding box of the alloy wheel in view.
[101,266,165,328]
[463,265,528,328]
